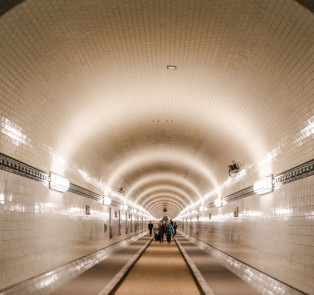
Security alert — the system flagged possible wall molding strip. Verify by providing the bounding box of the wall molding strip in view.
[0,153,109,204]
[68,183,102,201]
[1,153,313,211]
[207,158,314,208]
[274,158,314,186]
[0,153,48,183]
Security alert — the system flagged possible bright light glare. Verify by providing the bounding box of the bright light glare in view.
[214,198,222,207]
[1,117,32,147]
[253,176,273,195]
[49,172,70,192]
[104,196,111,205]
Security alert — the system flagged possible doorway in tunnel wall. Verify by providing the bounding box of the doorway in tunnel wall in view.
[126,211,128,234]
[118,210,121,236]
[109,207,112,239]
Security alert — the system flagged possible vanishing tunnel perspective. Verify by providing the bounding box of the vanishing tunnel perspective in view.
[0,0,313,294]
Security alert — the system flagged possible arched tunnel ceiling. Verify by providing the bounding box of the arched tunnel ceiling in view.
[0,0,313,219]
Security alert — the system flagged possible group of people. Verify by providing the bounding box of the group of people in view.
[148,219,177,243]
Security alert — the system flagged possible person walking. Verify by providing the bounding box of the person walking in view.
[159,222,165,243]
[165,221,173,243]
[148,221,153,236]
[173,222,177,236]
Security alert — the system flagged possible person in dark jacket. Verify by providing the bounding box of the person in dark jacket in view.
[148,221,153,236]
[173,222,177,236]
[165,221,173,243]
[159,222,165,243]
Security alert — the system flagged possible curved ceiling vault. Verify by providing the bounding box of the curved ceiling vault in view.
[0,0,312,219]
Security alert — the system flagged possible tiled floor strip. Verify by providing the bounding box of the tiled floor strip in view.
[97,236,153,295]
[49,235,152,295]
[178,232,306,295]
[175,234,261,295]
[174,236,215,295]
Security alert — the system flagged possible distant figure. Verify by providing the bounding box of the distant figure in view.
[173,222,177,236]
[170,219,173,226]
[159,222,166,243]
[148,221,153,236]
[165,221,173,243]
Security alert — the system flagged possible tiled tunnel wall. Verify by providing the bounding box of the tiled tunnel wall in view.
[0,170,146,291]
[0,0,313,294]
[181,175,314,295]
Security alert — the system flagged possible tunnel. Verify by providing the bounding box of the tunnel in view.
[0,0,313,294]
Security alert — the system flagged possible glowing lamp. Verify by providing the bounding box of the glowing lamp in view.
[123,204,128,211]
[49,172,69,192]
[254,175,273,195]
[199,206,204,212]
[104,196,111,206]
[214,198,222,207]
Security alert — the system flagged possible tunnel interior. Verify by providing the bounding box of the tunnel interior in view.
[0,0,313,294]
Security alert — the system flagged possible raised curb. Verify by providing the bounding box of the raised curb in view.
[174,235,216,295]
[97,236,153,295]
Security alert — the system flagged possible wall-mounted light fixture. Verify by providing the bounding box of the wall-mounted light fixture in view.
[123,204,128,211]
[104,196,111,206]
[214,198,222,207]
[199,205,204,212]
[49,172,69,192]
[254,175,273,195]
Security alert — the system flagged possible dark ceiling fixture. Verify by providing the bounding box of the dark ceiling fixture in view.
[228,161,240,176]
[118,187,124,194]
[163,207,168,213]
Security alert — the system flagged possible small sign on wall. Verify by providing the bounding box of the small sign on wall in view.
[86,205,91,215]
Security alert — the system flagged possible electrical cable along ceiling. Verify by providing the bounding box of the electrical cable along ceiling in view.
[0,0,313,219]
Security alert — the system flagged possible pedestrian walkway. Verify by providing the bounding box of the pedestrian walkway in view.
[175,235,260,295]
[49,233,262,295]
[50,235,152,295]
[114,236,200,295]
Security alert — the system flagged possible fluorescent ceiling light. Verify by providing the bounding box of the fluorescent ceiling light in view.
[167,65,177,70]
[104,196,111,206]
[254,175,273,195]
[49,172,69,192]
